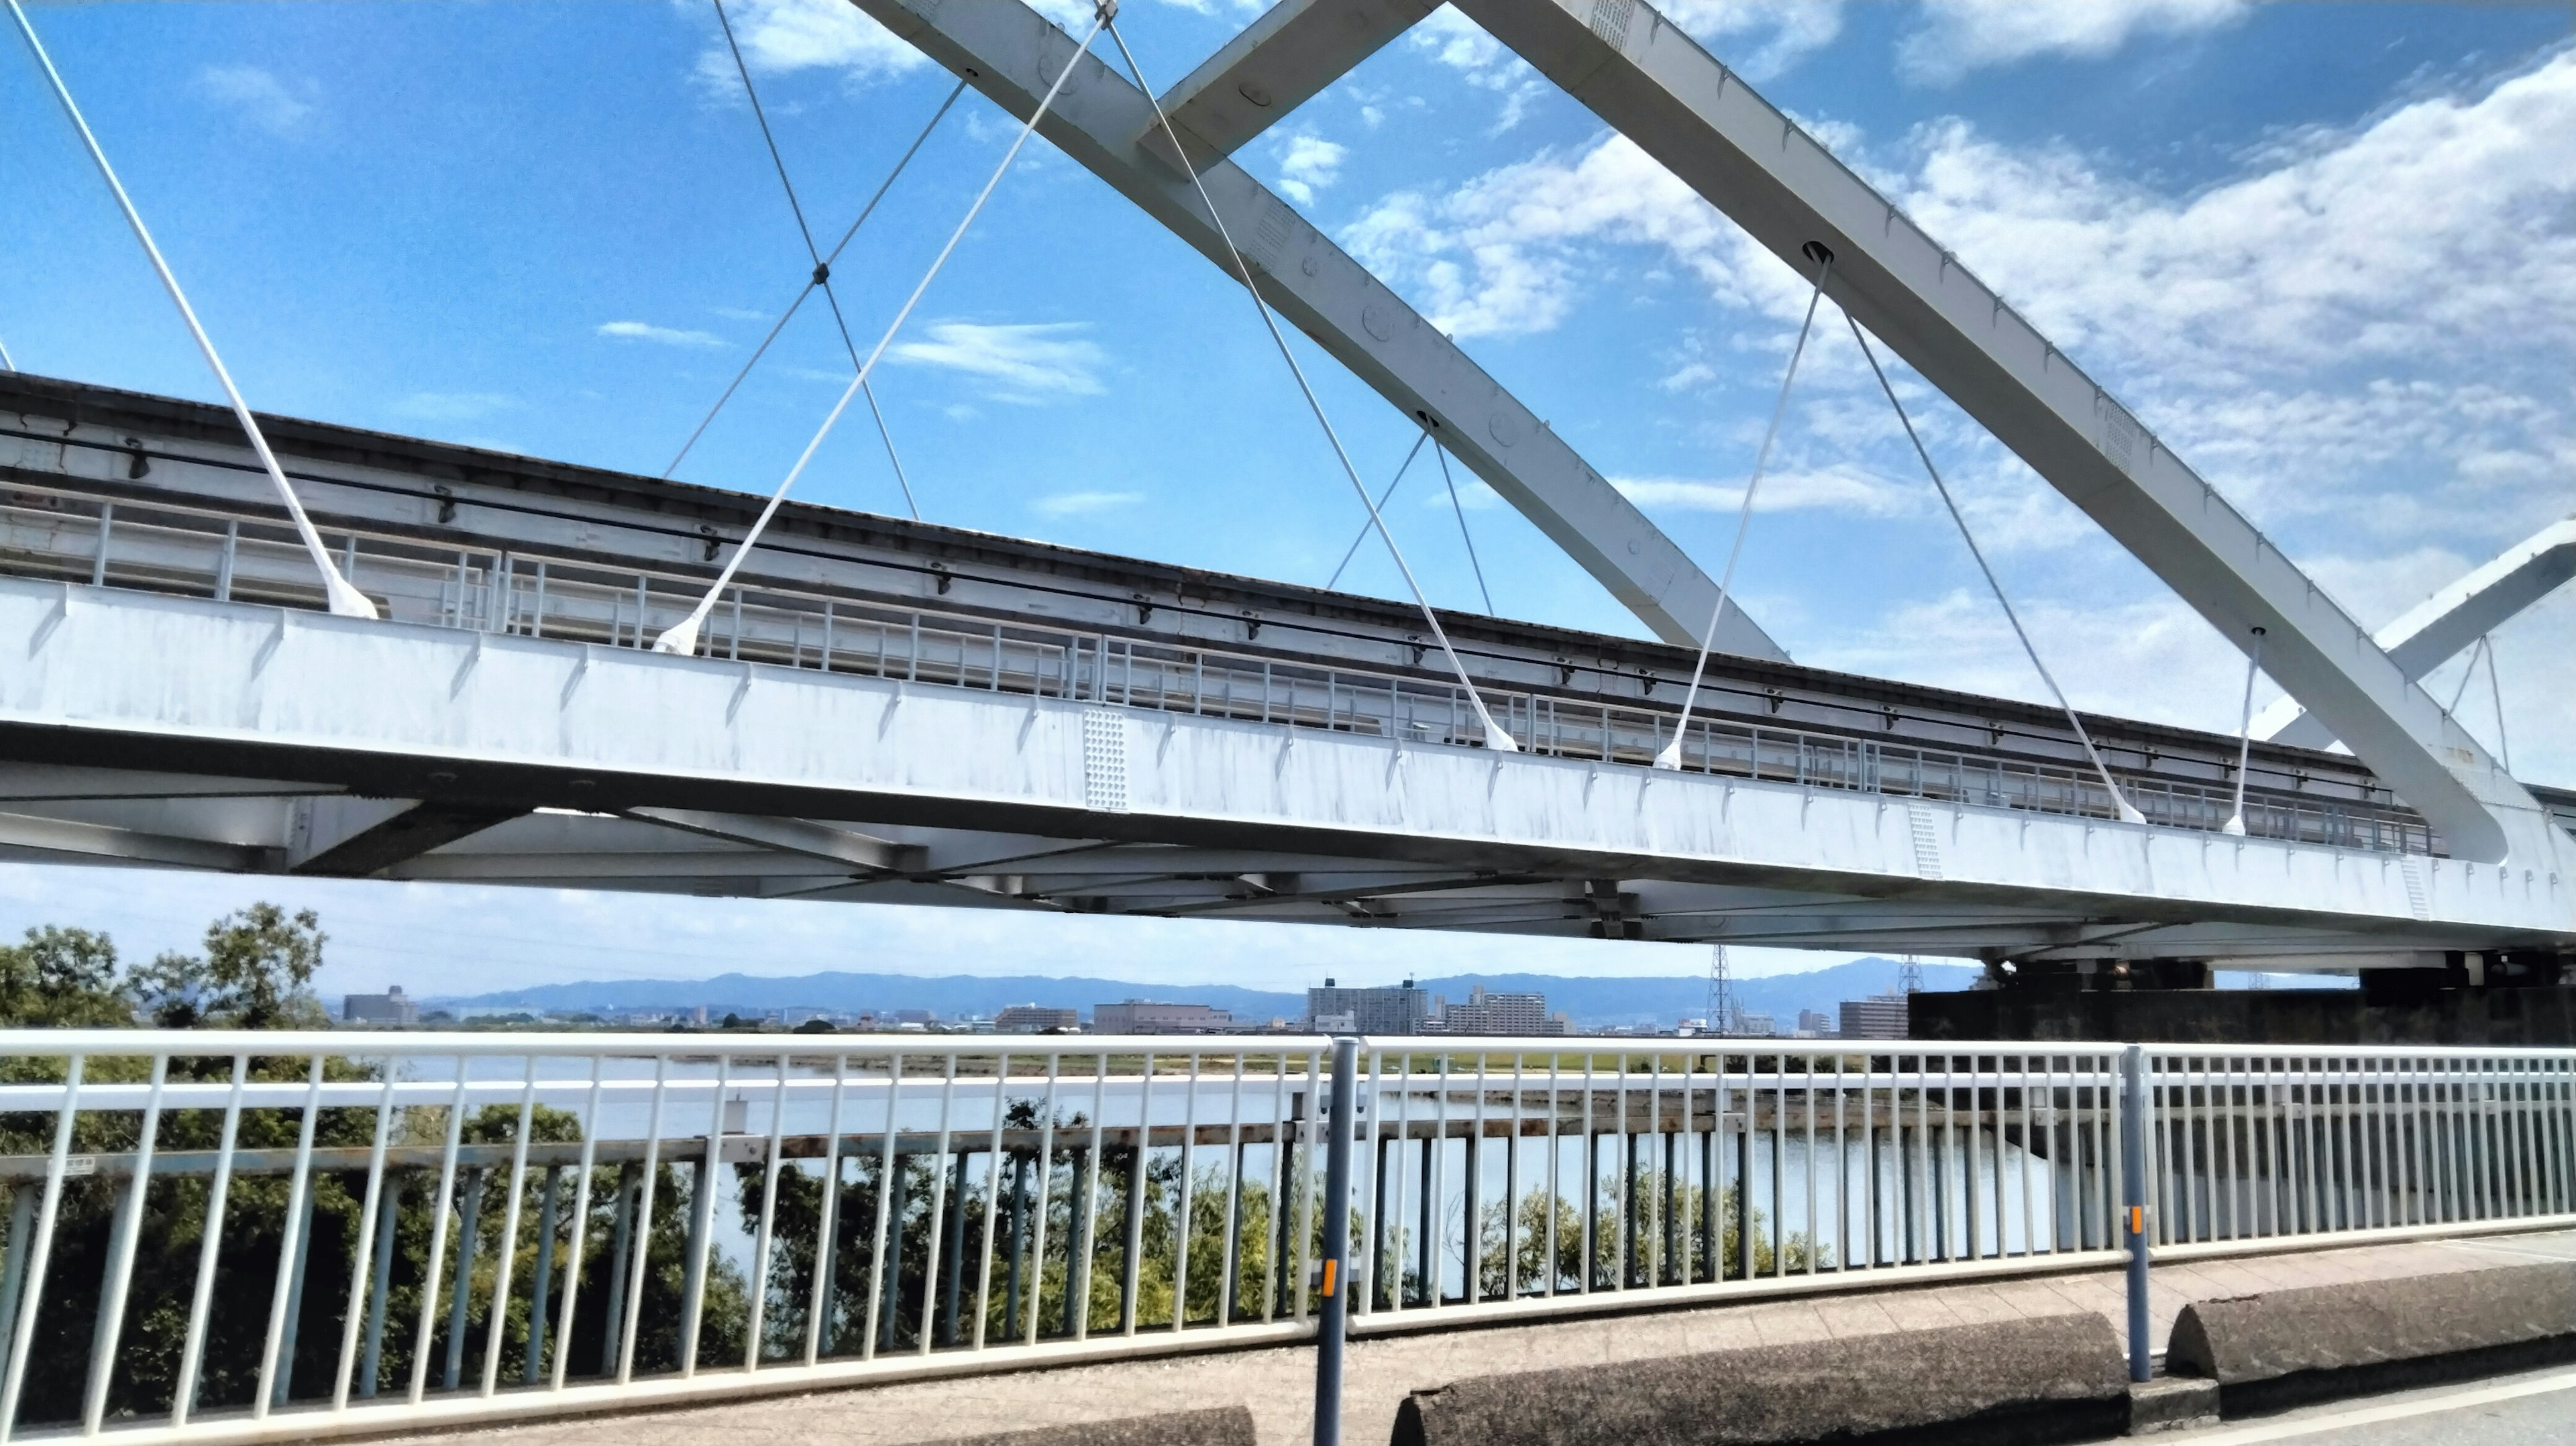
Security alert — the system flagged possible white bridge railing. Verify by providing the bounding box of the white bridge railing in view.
[0,476,2434,856]
[0,1032,2565,1443]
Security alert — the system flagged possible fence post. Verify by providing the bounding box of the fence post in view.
[2121,1044,2151,1382]
[1315,1037,1358,1446]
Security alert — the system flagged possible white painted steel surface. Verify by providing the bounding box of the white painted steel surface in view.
[0,579,2566,960]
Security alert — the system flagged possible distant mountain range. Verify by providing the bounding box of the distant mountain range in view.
[430,957,1982,1030]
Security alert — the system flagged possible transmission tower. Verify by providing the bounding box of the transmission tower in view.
[1706,946,1736,1036]
[1898,955,1925,994]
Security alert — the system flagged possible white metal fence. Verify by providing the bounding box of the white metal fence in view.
[0,479,2434,856]
[2139,1046,2576,1258]
[0,1032,2566,1443]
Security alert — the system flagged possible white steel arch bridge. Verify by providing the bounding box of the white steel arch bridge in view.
[0,0,2569,979]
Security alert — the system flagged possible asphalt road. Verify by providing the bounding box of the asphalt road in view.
[2165,1367,2576,1445]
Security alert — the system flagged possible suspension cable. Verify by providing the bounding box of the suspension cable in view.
[9,0,374,618]
[1654,247,1830,770]
[861,381,921,521]
[2445,635,2483,714]
[1433,440,1493,614]
[1106,18,1518,750]
[2483,633,2512,775]
[653,9,1107,657]
[2447,634,2513,776]
[708,0,924,520]
[661,77,968,481]
[2223,626,2264,836]
[1325,430,1428,591]
[1845,312,2146,824]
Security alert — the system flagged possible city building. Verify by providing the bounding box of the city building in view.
[1734,1011,1777,1038]
[1430,985,1566,1036]
[1304,978,1430,1034]
[1839,993,1910,1040]
[995,1005,1079,1033]
[342,985,417,1026]
[1796,1009,1835,1037]
[1093,1000,1234,1034]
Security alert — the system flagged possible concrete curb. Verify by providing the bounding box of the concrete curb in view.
[921,1406,1256,1446]
[2125,1378,2219,1435]
[2168,1259,2576,1414]
[1392,1310,2127,1446]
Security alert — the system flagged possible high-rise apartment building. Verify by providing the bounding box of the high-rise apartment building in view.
[343,985,417,1026]
[1430,985,1567,1036]
[1305,979,1431,1034]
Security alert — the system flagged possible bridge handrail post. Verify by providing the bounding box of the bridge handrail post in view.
[1313,1036,1358,1446]
[2121,1044,2151,1383]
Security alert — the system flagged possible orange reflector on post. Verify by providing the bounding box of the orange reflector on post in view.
[2130,1206,2145,1235]
[1322,1260,1338,1297]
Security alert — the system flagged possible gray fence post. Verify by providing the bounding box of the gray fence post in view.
[1315,1038,1358,1446]
[2121,1044,2151,1382]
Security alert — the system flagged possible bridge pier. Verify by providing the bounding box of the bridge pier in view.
[1915,954,2576,1045]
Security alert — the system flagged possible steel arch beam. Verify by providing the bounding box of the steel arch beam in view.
[1445,0,2538,862]
[1148,0,1434,164]
[2257,518,2576,750]
[846,0,1785,661]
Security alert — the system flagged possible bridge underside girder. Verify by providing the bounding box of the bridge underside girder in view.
[0,771,2487,966]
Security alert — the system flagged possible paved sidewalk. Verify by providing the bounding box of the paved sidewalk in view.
[390,1229,2576,1446]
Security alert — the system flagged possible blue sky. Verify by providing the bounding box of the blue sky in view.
[2,0,2570,1000]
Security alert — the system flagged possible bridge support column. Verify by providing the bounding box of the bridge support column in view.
[2121,1046,2151,1384]
[1313,1038,1356,1446]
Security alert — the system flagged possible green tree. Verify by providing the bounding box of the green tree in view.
[0,926,133,1027]
[130,903,331,1030]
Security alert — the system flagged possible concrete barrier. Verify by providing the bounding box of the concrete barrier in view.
[924,1406,1256,1446]
[1393,1310,2128,1446]
[2169,1260,2576,1412]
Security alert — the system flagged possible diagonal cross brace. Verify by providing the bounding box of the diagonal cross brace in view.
[844,0,1783,661]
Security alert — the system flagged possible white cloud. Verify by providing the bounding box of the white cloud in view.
[596,320,729,347]
[1613,464,1918,518]
[1407,0,1840,94]
[192,65,315,135]
[1403,9,1550,131]
[688,0,924,87]
[1345,50,2576,537]
[1902,0,2249,82]
[890,321,1107,402]
[1273,133,1348,207]
[1340,135,1773,337]
[1661,0,1846,78]
[1810,589,2255,734]
[388,392,517,422]
[1034,490,1145,517]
